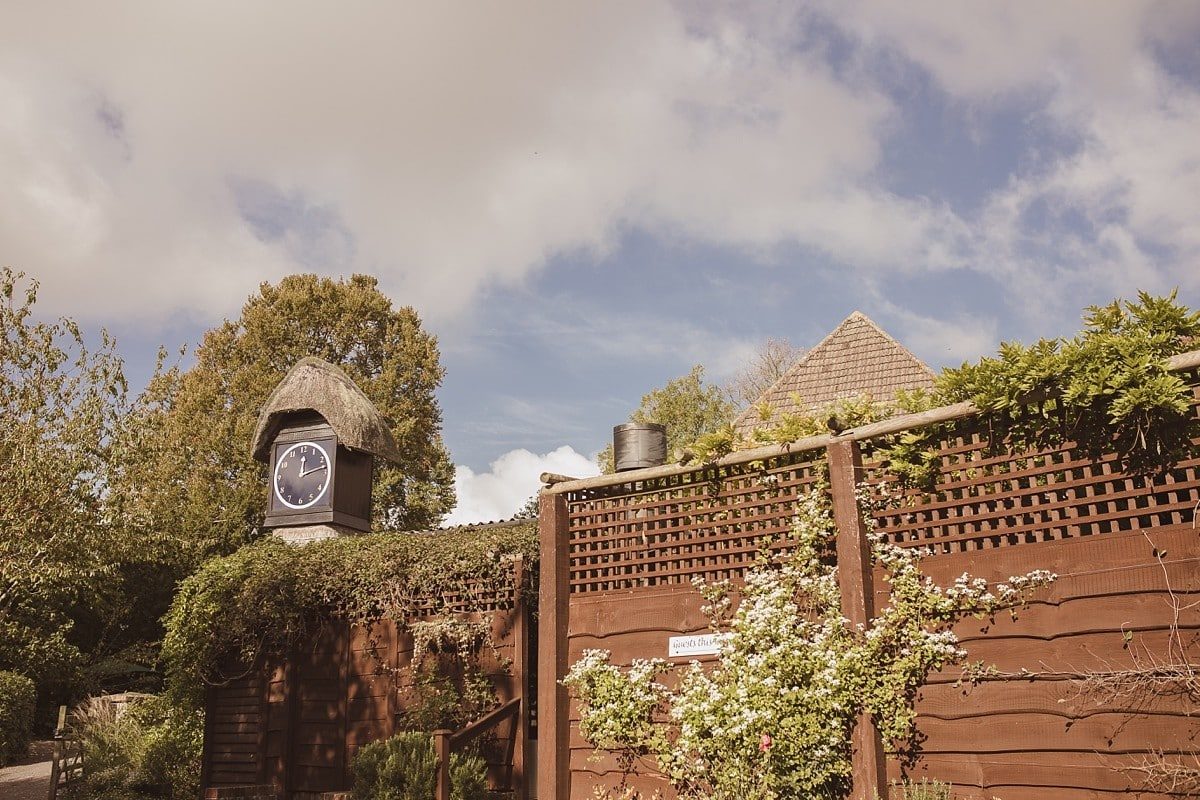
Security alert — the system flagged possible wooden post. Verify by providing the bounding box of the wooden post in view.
[433,729,452,800]
[283,655,300,798]
[200,686,214,791]
[47,706,66,800]
[256,667,271,785]
[537,490,570,800]
[827,439,888,800]
[511,556,530,800]
[388,619,401,738]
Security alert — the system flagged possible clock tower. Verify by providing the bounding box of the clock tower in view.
[251,357,401,544]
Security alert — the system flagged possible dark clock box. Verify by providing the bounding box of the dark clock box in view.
[265,411,373,531]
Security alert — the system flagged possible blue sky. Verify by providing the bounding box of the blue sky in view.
[4,2,1200,523]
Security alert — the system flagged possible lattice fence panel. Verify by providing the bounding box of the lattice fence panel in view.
[566,449,825,594]
[410,566,526,616]
[867,374,1200,552]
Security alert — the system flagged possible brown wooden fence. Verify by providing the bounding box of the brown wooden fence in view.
[538,359,1200,800]
[202,553,532,800]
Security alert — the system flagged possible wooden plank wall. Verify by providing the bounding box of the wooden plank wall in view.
[290,624,346,794]
[203,574,529,798]
[891,525,1199,799]
[558,383,1200,799]
[346,621,395,772]
[263,663,287,787]
[204,671,264,785]
[564,451,825,797]
[865,401,1200,800]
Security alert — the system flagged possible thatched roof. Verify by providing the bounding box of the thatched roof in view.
[251,357,402,464]
[733,311,935,437]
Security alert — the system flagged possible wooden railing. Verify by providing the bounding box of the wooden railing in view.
[433,696,524,800]
[48,705,83,800]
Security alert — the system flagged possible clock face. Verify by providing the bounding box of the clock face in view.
[273,440,332,510]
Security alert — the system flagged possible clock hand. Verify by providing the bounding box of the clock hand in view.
[298,464,329,478]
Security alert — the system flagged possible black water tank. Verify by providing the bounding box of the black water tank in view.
[613,423,667,471]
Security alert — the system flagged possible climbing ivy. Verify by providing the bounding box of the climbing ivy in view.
[682,395,889,465]
[873,291,1200,486]
[931,291,1200,475]
[161,523,536,707]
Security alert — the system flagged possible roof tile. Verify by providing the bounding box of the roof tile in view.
[733,311,935,436]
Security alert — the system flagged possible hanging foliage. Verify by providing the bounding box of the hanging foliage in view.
[875,291,1200,487]
[160,523,536,707]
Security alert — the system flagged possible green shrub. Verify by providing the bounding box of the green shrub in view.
[351,731,488,800]
[0,670,36,765]
[72,694,203,800]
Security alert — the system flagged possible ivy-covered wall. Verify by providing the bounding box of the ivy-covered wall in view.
[171,521,536,796]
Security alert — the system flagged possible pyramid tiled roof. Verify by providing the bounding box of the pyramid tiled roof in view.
[733,311,935,437]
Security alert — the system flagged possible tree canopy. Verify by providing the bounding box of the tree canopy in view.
[598,364,735,472]
[2,271,459,704]
[111,274,456,573]
[0,269,128,700]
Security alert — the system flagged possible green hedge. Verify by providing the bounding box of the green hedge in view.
[0,670,36,766]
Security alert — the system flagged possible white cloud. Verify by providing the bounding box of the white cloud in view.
[0,3,964,324]
[2,2,1198,334]
[825,1,1200,316]
[445,445,599,526]
[508,302,763,381]
[828,1,1162,101]
[891,309,999,367]
[971,85,1200,309]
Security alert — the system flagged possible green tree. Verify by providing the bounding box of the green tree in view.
[599,365,735,472]
[0,269,128,702]
[110,274,456,575]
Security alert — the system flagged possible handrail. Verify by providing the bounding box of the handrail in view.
[433,697,522,800]
[450,696,521,749]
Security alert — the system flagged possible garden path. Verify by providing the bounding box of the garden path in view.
[0,740,53,800]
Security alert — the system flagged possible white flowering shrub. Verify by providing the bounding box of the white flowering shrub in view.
[566,650,671,761]
[564,488,1055,800]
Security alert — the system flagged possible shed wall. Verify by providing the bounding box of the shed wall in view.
[203,597,530,798]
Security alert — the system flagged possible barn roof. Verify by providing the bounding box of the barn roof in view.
[733,311,936,437]
[251,357,402,464]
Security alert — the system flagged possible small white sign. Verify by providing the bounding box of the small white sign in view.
[668,633,728,658]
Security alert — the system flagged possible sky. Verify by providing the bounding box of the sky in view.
[4,2,1200,525]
